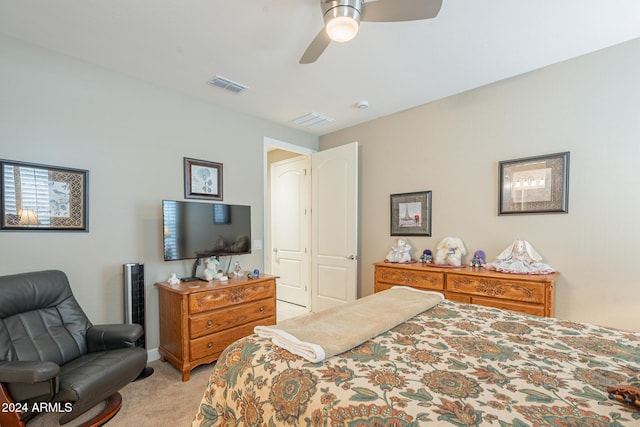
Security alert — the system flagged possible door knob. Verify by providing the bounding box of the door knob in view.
[346,255,357,260]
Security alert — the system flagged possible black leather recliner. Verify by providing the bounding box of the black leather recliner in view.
[0,270,147,426]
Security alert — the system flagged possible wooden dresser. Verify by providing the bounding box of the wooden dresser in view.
[374,262,558,317]
[155,274,276,381]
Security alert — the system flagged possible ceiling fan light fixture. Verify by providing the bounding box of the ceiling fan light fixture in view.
[326,15,359,42]
[323,1,362,43]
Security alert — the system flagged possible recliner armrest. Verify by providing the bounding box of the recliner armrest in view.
[87,324,143,352]
[0,360,60,384]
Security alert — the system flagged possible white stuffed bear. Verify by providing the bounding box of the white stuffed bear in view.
[434,237,467,266]
[202,257,220,281]
[385,238,412,263]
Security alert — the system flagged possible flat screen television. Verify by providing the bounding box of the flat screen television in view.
[162,200,251,261]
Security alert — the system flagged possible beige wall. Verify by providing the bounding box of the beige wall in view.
[320,38,640,331]
[0,35,318,353]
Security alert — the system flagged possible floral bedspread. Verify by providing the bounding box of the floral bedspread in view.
[193,300,640,426]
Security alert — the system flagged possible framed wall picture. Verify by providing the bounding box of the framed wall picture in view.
[184,157,223,201]
[390,191,432,236]
[499,152,569,215]
[1,159,89,231]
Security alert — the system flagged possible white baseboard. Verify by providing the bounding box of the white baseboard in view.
[147,347,161,362]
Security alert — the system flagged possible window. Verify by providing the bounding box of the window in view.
[3,165,51,226]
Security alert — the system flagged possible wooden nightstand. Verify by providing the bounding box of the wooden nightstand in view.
[155,274,277,381]
[374,262,558,317]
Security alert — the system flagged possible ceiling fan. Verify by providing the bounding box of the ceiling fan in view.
[300,0,443,64]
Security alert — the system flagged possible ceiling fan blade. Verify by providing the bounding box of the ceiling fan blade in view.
[299,28,332,64]
[361,0,443,22]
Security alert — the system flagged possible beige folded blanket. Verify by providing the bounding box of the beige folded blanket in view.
[254,286,443,362]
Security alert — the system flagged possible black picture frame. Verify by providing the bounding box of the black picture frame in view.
[184,157,223,201]
[499,152,569,215]
[390,191,432,236]
[1,159,89,231]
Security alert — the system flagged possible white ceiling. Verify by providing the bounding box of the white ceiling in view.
[1,0,639,136]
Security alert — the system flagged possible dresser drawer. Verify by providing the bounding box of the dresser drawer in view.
[189,280,275,314]
[190,318,273,361]
[472,296,545,316]
[446,274,545,304]
[445,292,545,316]
[375,266,444,291]
[190,298,276,339]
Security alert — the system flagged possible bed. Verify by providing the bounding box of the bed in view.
[192,291,640,426]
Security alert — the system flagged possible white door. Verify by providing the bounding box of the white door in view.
[270,156,310,307]
[311,142,359,312]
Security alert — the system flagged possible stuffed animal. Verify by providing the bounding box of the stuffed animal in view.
[419,249,433,263]
[485,239,555,274]
[470,250,486,267]
[202,257,220,281]
[434,237,467,266]
[386,238,412,263]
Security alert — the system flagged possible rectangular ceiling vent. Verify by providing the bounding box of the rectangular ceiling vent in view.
[208,75,248,94]
[291,112,336,128]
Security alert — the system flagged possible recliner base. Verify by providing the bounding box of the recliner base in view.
[66,392,122,427]
[0,384,121,427]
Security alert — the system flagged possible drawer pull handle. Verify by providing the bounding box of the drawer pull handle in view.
[259,307,264,313]
[207,320,213,327]
[207,342,213,349]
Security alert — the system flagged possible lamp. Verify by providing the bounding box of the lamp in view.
[324,0,362,43]
[18,209,40,226]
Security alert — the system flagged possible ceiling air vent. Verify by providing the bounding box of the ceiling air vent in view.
[291,112,336,128]
[208,75,248,94]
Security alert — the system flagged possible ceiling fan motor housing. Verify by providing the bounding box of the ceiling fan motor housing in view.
[322,0,363,25]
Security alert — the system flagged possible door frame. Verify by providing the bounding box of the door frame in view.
[263,137,315,276]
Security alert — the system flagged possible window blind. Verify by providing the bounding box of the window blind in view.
[3,165,51,226]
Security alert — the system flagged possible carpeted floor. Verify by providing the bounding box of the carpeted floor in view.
[27,359,213,427]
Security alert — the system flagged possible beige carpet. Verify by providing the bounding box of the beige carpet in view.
[27,360,212,427]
